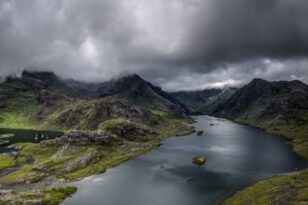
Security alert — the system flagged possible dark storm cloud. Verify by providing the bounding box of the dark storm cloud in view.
[0,0,308,90]
[176,0,308,65]
[158,58,308,91]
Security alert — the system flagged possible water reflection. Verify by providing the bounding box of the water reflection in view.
[0,129,63,153]
[62,116,308,205]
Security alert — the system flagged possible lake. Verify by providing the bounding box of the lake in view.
[0,129,63,152]
[62,116,308,205]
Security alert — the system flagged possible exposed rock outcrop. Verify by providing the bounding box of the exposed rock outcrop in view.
[96,74,192,116]
[37,90,57,106]
[213,79,308,119]
[56,130,113,146]
[101,119,158,140]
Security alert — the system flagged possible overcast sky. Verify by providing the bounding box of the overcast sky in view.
[0,0,308,91]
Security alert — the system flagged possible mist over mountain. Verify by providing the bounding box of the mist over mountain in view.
[7,71,190,116]
[1,0,308,90]
[170,89,223,111]
[0,1,308,204]
[210,78,308,157]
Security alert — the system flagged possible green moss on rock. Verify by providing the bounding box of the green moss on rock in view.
[223,169,308,205]
[0,185,77,205]
[192,155,206,166]
[0,154,16,171]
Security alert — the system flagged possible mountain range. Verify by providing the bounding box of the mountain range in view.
[211,79,308,158]
[1,71,307,158]
[0,70,308,204]
[170,87,238,113]
[169,78,308,158]
[21,71,190,115]
[0,71,191,133]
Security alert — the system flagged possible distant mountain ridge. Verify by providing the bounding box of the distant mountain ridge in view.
[6,71,191,116]
[212,78,308,158]
[95,74,191,115]
[0,70,196,140]
[170,87,237,112]
[19,71,99,99]
[169,77,308,158]
[201,87,238,113]
[169,89,223,111]
[213,78,308,118]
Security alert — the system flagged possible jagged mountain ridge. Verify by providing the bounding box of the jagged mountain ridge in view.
[0,70,195,138]
[169,89,223,111]
[212,78,308,157]
[201,87,238,113]
[169,87,237,112]
[95,74,191,115]
[3,71,190,116]
[213,78,308,119]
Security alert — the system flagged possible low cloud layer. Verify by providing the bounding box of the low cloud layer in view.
[0,0,308,90]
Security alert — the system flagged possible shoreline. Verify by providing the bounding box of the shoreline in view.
[217,169,306,205]
[202,115,308,204]
[205,114,308,159]
[220,168,308,205]
[0,117,195,204]
[2,115,306,205]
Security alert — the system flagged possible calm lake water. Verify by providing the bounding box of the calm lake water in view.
[0,129,63,152]
[62,116,308,205]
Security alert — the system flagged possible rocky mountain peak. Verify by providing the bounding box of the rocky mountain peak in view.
[120,74,144,82]
[22,70,59,81]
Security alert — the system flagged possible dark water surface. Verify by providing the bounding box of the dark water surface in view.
[0,129,63,152]
[59,116,306,205]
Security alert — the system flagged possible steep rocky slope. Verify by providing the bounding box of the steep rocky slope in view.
[169,87,237,113]
[0,71,194,204]
[213,79,308,158]
[96,74,191,116]
[0,71,190,130]
[201,87,238,113]
[169,89,222,111]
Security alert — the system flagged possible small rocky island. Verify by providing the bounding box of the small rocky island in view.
[197,131,204,136]
[192,155,206,166]
[0,134,14,145]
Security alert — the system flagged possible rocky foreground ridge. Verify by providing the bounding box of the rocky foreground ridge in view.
[0,71,194,204]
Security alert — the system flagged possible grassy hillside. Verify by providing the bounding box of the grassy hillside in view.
[213,79,308,158]
[0,186,77,205]
[0,72,194,204]
[0,74,194,183]
[215,79,308,205]
[223,169,308,205]
[237,109,308,158]
[0,77,159,131]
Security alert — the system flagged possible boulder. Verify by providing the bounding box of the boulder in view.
[102,120,157,140]
[192,155,206,166]
[88,130,113,145]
